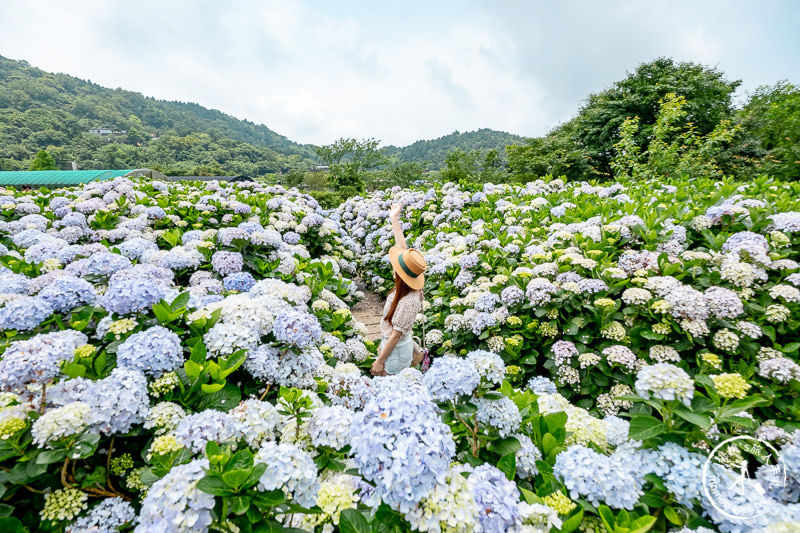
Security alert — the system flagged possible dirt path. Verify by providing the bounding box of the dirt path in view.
[350,281,384,342]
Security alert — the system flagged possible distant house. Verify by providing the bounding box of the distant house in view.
[313,165,329,172]
[88,127,113,135]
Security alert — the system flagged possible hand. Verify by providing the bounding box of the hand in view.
[389,203,402,221]
[370,360,386,376]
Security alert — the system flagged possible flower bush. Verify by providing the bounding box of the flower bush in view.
[0,174,798,532]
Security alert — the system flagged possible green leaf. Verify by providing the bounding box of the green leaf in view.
[497,453,516,481]
[36,448,67,464]
[490,436,521,456]
[782,342,800,354]
[197,476,234,497]
[673,407,712,429]
[339,509,371,533]
[184,360,204,379]
[598,505,615,532]
[222,469,251,490]
[229,449,255,471]
[542,433,559,457]
[61,362,87,379]
[628,515,657,533]
[201,383,225,394]
[629,416,666,440]
[0,517,27,533]
[558,508,584,533]
[197,382,242,412]
[229,495,251,515]
[663,505,683,526]
[170,292,191,311]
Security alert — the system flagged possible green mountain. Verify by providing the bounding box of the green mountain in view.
[0,55,315,175]
[383,128,526,169]
[0,55,527,177]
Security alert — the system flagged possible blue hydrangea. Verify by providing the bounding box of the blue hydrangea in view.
[174,409,243,454]
[527,376,558,394]
[301,213,325,227]
[474,292,500,312]
[515,434,542,479]
[217,227,249,246]
[222,271,256,292]
[37,276,96,313]
[59,211,87,228]
[115,237,159,260]
[69,497,135,532]
[0,272,29,294]
[422,356,480,402]
[254,441,319,508]
[0,295,53,331]
[88,368,150,435]
[467,464,522,531]
[0,330,87,391]
[350,377,455,513]
[67,252,132,278]
[283,231,301,244]
[476,397,522,437]
[117,326,184,377]
[25,240,67,264]
[554,444,647,510]
[272,311,323,348]
[135,459,214,533]
[244,345,324,389]
[100,277,167,315]
[146,206,167,219]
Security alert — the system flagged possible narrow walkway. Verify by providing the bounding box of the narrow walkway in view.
[350,281,385,342]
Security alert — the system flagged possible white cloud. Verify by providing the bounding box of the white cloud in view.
[0,0,797,146]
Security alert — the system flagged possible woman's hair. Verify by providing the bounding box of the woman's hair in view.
[386,272,413,326]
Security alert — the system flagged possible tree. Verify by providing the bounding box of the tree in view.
[737,81,800,181]
[314,138,388,193]
[29,149,58,170]
[573,57,741,176]
[611,93,738,182]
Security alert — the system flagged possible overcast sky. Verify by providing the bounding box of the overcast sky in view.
[1,0,798,147]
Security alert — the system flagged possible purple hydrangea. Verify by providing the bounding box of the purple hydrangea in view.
[500,285,524,306]
[135,459,214,533]
[174,409,243,454]
[211,251,244,276]
[282,231,301,245]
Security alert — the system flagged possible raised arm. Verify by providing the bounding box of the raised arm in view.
[389,203,408,249]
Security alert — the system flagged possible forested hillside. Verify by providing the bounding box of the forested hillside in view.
[0,55,315,175]
[382,128,524,169]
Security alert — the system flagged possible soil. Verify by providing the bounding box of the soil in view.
[350,280,385,341]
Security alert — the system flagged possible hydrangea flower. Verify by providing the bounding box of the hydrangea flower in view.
[422,357,480,402]
[210,251,244,276]
[466,349,506,384]
[466,464,522,532]
[350,376,455,513]
[134,459,214,533]
[254,441,319,507]
[307,405,354,450]
[475,397,522,437]
[405,468,480,533]
[67,497,135,533]
[229,399,281,448]
[117,326,183,377]
[32,401,95,447]
[100,277,167,316]
[0,295,53,331]
[635,363,694,406]
[272,310,323,348]
[37,276,96,313]
[0,330,87,391]
[173,409,243,453]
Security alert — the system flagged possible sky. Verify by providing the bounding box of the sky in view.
[1,0,798,147]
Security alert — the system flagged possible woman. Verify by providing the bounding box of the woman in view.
[370,202,427,377]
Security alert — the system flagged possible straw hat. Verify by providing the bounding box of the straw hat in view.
[388,246,426,290]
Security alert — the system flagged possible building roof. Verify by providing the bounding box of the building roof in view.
[0,169,139,187]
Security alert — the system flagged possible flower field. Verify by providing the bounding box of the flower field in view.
[0,175,799,533]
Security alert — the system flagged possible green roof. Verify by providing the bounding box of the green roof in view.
[0,169,138,187]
